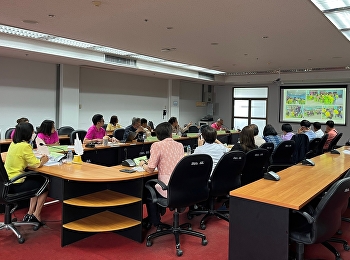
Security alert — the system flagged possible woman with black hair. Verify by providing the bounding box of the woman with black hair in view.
[263,124,283,150]
[231,126,257,153]
[5,122,49,226]
[37,119,59,145]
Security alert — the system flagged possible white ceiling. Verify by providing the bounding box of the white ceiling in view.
[0,0,349,83]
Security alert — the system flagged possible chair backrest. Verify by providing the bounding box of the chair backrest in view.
[113,128,125,140]
[305,137,321,159]
[57,126,74,136]
[241,148,270,186]
[311,177,350,243]
[259,142,274,157]
[167,154,213,208]
[291,134,309,164]
[316,133,328,155]
[5,128,15,139]
[188,125,199,133]
[70,130,87,145]
[271,140,295,165]
[326,132,343,152]
[0,157,10,202]
[210,151,246,196]
[102,124,108,130]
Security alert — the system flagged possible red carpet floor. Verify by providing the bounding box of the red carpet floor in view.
[1,200,350,260]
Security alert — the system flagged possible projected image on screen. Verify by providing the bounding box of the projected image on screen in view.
[280,87,346,125]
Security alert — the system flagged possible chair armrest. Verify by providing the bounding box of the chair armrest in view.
[145,179,168,203]
[7,171,49,196]
[292,210,315,224]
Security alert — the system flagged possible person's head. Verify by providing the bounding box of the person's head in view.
[168,117,178,126]
[38,120,56,135]
[13,122,34,144]
[109,115,119,125]
[92,114,104,127]
[263,124,278,136]
[141,118,148,127]
[201,126,217,144]
[313,122,321,131]
[155,122,172,141]
[239,126,256,151]
[131,117,141,128]
[325,120,335,132]
[281,123,293,133]
[300,120,311,129]
[216,118,224,127]
[16,117,29,124]
[249,124,259,136]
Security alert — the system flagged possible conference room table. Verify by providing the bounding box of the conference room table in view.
[229,146,350,260]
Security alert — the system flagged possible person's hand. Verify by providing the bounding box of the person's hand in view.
[110,137,118,143]
[188,121,193,127]
[40,155,49,165]
[198,135,204,146]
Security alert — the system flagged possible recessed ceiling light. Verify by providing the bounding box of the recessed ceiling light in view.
[22,20,38,24]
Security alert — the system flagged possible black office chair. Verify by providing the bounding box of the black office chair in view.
[113,128,125,140]
[325,132,343,152]
[57,126,74,136]
[291,134,309,164]
[241,148,269,186]
[4,128,15,139]
[305,137,321,159]
[187,151,246,229]
[145,154,213,256]
[188,125,199,133]
[270,140,295,165]
[315,133,328,156]
[289,177,350,260]
[260,142,274,170]
[70,130,87,145]
[0,158,49,243]
[102,124,108,130]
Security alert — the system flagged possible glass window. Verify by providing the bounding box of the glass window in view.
[234,88,268,98]
[234,100,249,117]
[251,100,267,118]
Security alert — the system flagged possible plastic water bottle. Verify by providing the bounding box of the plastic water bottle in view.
[66,150,73,164]
[187,145,191,155]
[143,133,147,142]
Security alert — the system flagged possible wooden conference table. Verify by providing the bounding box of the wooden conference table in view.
[229,146,350,260]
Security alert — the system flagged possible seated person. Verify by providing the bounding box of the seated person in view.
[211,118,227,131]
[84,114,117,144]
[313,121,324,138]
[323,120,338,150]
[5,122,49,225]
[249,124,265,147]
[297,119,316,141]
[10,117,29,139]
[281,123,294,141]
[263,124,283,150]
[193,125,228,173]
[139,122,184,227]
[141,118,152,137]
[231,126,257,153]
[123,117,145,141]
[106,115,122,131]
[168,116,192,134]
[37,119,60,145]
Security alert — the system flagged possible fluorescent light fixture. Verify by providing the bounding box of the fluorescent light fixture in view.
[0,24,224,75]
[310,0,350,41]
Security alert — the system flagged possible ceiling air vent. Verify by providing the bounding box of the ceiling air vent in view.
[105,54,136,66]
[198,72,215,81]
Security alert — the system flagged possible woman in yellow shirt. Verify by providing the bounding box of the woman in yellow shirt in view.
[5,122,49,227]
[106,115,122,131]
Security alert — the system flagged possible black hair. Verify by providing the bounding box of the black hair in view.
[109,115,118,125]
[263,124,278,136]
[141,118,147,125]
[326,120,334,128]
[132,117,141,125]
[313,122,321,130]
[249,124,259,136]
[300,120,311,128]
[92,114,103,125]
[38,120,55,135]
[201,126,217,144]
[281,123,293,133]
[16,117,29,124]
[13,122,34,144]
[155,122,172,141]
[168,117,177,125]
[239,126,256,152]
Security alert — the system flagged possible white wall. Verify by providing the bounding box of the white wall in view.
[0,56,56,134]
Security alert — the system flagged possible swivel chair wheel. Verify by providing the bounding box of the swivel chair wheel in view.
[200,223,206,230]
[187,212,193,220]
[146,240,152,247]
[18,237,25,244]
[202,239,208,246]
[344,244,350,251]
[187,226,192,231]
[335,257,342,260]
[33,225,40,231]
[176,249,183,256]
